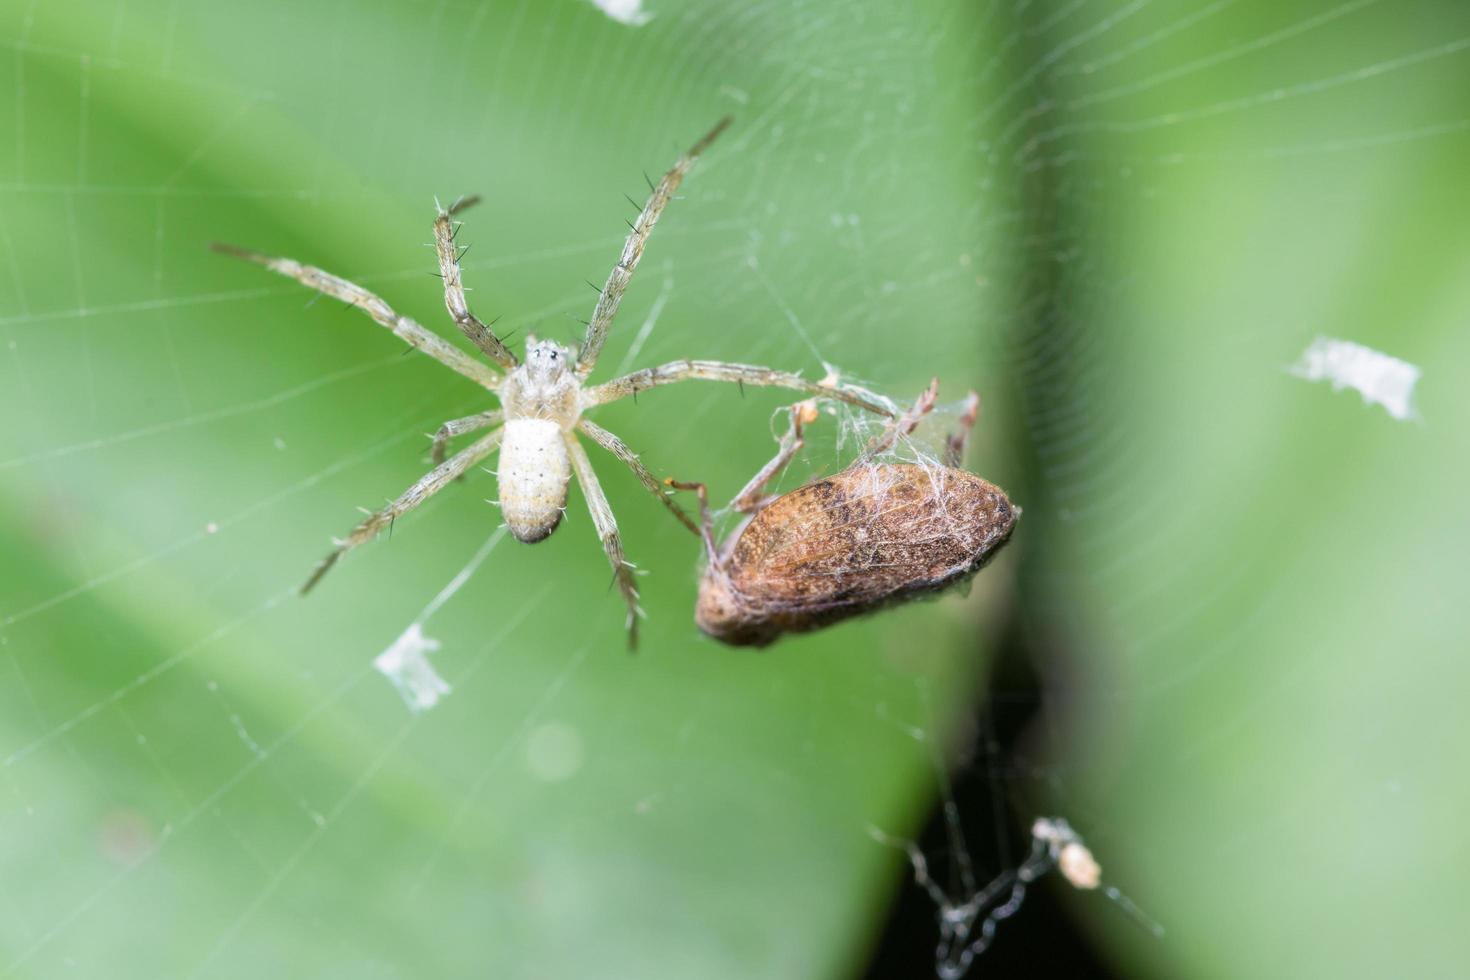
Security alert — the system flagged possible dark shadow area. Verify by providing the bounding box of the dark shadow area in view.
[863,613,1122,980]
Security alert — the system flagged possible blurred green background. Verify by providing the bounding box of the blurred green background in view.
[1,1,1467,978]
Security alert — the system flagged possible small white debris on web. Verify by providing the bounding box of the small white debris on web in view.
[373,623,451,713]
[1289,335,1421,421]
[1057,841,1101,890]
[589,0,652,26]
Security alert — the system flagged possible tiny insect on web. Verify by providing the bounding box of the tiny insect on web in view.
[210,118,896,648]
[667,379,1018,646]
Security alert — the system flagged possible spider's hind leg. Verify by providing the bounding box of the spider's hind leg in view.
[577,418,698,536]
[663,479,721,566]
[564,432,642,649]
[431,409,503,467]
[302,427,504,594]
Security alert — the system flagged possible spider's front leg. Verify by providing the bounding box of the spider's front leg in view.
[208,242,501,390]
[432,198,519,371]
[565,432,642,649]
[574,117,732,378]
[582,359,895,418]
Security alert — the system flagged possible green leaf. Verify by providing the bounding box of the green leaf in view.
[1,2,1466,978]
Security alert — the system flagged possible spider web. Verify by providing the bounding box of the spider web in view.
[1,2,1467,979]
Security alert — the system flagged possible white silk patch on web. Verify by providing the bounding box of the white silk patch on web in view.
[374,623,451,713]
[1290,336,1421,421]
[589,0,652,27]
[372,528,508,713]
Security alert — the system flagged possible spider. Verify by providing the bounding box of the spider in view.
[211,118,892,646]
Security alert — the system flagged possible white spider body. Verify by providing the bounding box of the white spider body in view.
[498,419,570,542]
[497,340,580,542]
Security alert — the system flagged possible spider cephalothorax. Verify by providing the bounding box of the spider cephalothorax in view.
[212,118,893,646]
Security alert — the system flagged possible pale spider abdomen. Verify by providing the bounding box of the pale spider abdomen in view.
[498,419,571,543]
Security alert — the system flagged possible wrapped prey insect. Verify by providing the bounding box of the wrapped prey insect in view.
[667,380,1019,646]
